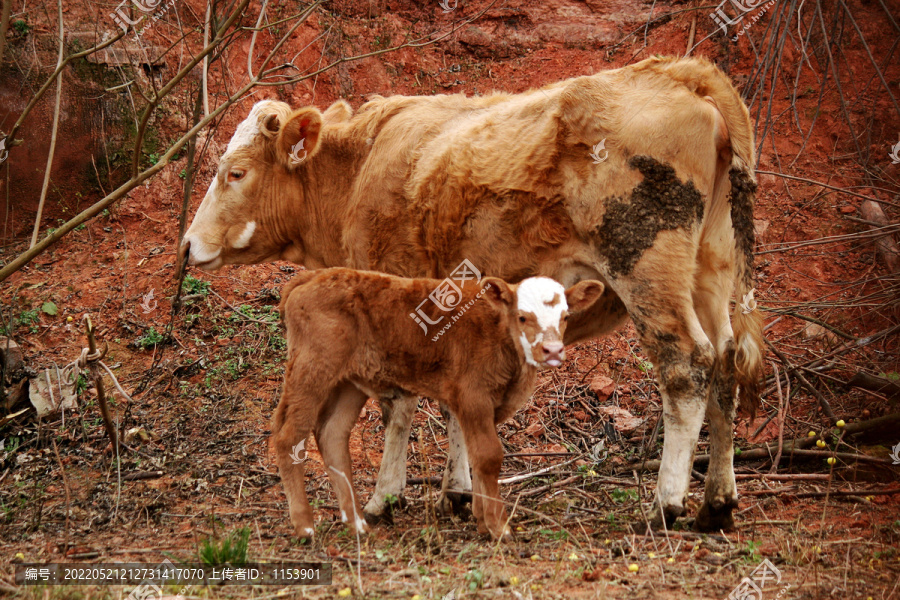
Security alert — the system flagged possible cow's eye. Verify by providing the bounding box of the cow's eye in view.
[518,315,527,324]
[228,170,245,182]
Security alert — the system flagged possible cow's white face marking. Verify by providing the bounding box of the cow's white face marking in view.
[225,101,275,156]
[515,277,568,368]
[232,221,256,249]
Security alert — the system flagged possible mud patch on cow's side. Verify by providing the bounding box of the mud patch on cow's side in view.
[591,156,704,277]
[728,168,758,290]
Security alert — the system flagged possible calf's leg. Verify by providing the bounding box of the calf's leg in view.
[437,404,472,516]
[272,386,319,540]
[317,382,370,534]
[364,395,415,523]
[458,404,509,540]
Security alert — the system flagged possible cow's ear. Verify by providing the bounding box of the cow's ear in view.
[565,280,605,313]
[323,99,352,125]
[480,277,514,308]
[277,108,323,168]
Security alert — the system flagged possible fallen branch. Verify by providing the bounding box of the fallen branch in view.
[765,338,836,423]
[625,412,900,472]
[122,470,165,481]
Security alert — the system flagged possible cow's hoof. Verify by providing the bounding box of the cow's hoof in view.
[694,499,738,532]
[436,490,472,518]
[363,494,408,525]
[641,504,685,531]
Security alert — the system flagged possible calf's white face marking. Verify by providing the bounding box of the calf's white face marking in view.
[515,277,568,368]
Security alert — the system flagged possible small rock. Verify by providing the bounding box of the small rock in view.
[524,423,544,438]
[839,205,856,214]
[590,375,617,399]
[596,406,644,433]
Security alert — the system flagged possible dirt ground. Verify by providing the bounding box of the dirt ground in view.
[1,0,899,598]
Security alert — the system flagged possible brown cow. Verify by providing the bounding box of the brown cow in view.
[273,268,604,539]
[182,56,764,531]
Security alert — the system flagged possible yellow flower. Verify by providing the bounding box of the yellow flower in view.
[827,457,836,465]
[510,576,520,585]
[836,419,846,428]
[647,552,656,559]
[15,552,24,560]
[568,552,579,561]
[411,595,421,600]
[628,564,639,573]
[816,440,826,448]
[667,557,675,564]
[338,588,352,597]
[808,430,817,437]
[530,554,540,562]
[66,316,73,323]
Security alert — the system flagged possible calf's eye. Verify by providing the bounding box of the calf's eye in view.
[228,170,244,181]
[518,315,527,324]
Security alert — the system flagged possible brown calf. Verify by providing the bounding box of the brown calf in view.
[272,268,603,539]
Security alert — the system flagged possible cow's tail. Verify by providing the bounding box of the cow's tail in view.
[726,165,764,418]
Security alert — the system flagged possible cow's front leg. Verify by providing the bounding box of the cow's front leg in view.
[364,396,415,523]
[437,404,472,516]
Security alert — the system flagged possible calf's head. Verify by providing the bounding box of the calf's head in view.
[181,99,343,270]
[482,277,605,369]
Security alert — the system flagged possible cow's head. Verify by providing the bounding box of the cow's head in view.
[181,99,349,270]
[482,277,605,369]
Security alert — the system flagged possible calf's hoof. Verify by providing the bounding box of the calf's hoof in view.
[293,524,316,543]
[436,490,472,519]
[363,494,407,526]
[694,499,738,532]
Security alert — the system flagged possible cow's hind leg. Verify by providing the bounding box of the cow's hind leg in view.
[693,246,740,531]
[437,404,472,517]
[317,382,370,534]
[626,276,716,528]
[364,395,415,523]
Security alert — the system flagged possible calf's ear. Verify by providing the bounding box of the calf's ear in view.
[277,108,324,168]
[565,280,605,313]
[479,277,514,308]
